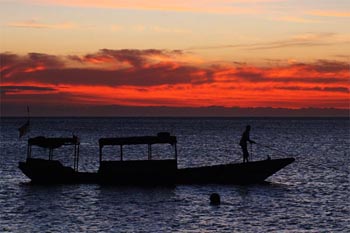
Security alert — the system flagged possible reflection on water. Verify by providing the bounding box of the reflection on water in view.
[1,117,349,232]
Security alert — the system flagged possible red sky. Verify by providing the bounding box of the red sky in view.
[1,49,349,116]
[1,1,349,116]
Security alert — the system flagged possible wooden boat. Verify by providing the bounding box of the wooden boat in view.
[18,133,295,185]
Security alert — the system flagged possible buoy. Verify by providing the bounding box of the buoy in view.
[210,193,220,205]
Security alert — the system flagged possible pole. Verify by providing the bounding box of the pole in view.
[148,144,152,160]
[256,142,295,157]
[76,144,80,172]
[74,144,77,171]
[27,145,31,159]
[27,106,30,134]
[99,146,102,165]
[250,143,253,161]
[174,143,178,160]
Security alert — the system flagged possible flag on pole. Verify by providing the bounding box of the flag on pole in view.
[18,106,30,138]
[18,120,30,138]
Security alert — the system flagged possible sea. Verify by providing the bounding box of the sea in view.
[0,117,349,232]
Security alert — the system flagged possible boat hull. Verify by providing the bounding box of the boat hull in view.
[18,158,98,184]
[98,160,177,185]
[19,158,295,185]
[177,158,295,184]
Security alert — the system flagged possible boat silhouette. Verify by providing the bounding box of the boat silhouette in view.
[18,133,295,185]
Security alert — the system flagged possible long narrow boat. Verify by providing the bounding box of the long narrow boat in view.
[18,133,295,185]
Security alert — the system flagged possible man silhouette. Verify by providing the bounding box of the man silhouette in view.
[239,125,255,163]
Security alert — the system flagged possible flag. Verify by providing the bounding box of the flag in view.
[18,120,30,138]
[18,106,30,138]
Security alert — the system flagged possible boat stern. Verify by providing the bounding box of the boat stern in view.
[18,158,75,184]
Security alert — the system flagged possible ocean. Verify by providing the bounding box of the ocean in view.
[0,117,349,232]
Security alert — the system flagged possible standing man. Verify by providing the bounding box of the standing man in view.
[239,125,256,163]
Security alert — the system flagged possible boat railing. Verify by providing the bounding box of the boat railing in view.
[98,132,177,164]
[27,136,80,171]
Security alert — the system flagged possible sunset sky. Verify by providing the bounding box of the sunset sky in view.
[1,0,349,116]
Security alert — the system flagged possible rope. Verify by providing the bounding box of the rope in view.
[255,142,296,157]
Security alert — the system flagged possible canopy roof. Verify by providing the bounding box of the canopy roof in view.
[28,136,79,149]
[99,133,176,147]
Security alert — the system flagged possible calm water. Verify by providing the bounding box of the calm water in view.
[0,117,349,232]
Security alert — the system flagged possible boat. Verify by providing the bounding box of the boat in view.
[18,133,295,185]
[18,136,98,184]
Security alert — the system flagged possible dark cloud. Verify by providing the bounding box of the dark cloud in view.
[0,52,65,78]
[234,74,347,84]
[2,49,211,87]
[232,61,247,66]
[233,69,340,84]
[7,62,213,87]
[0,52,20,67]
[234,70,265,82]
[1,50,348,89]
[231,60,349,84]
[323,87,349,93]
[0,92,81,107]
[1,52,64,68]
[0,85,57,94]
[272,77,346,84]
[27,53,64,67]
[276,86,349,93]
[66,55,84,63]
[307,60,349,73]
[68,49,183,67]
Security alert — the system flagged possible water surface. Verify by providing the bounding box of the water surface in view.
[1,117,349,232]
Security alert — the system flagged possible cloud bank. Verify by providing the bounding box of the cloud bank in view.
[1,49,349,116]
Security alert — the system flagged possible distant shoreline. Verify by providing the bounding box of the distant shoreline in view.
[1,116,349,119]
[1,105,349,118]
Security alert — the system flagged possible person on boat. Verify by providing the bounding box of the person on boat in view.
[239,125,256,163]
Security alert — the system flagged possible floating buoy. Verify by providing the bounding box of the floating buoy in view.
[210,193,220,205]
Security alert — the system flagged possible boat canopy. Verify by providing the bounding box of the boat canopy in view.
[98,133,177,162]
[27,136,80,171]
[99,133,176,147]
[28,136,80,149]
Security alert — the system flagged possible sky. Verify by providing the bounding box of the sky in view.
[0,0,349,116]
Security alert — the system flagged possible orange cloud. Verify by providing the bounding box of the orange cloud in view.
[24,65,46,73]
[7,20,76,29]
[1,50,349,110]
